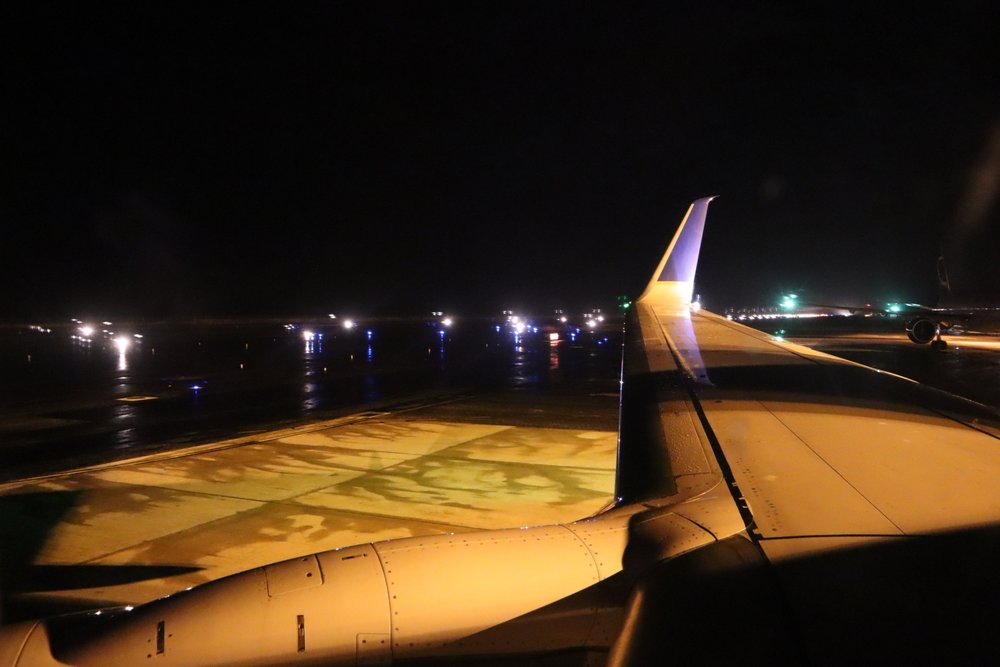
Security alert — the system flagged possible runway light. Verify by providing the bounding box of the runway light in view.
[79,325,94,337]
[549,332,560,342]
[441,317,453,327]
[514,322,527,334]
[559,316,567,323]
[303,330,315,341]
[343,319,355,330]
[114,336,130,352]
[586,319,597,329]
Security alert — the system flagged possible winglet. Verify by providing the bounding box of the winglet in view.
[637,196,717,305]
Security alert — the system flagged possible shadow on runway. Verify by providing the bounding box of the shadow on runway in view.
[0,491,201,623]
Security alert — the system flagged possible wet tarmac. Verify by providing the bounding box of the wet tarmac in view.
[0,319,621,481]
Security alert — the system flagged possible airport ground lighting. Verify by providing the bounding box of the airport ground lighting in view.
[780,293,798,310]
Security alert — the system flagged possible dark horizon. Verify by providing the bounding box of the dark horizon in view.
[4,4,999,320]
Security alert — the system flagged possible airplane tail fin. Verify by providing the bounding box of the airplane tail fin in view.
[637,197,717,306]
[937,255,953,298]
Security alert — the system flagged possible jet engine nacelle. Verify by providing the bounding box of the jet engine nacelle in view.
[0,519,636,667]
[905,318,938,345]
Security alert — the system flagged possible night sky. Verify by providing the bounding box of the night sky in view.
[3,3,998,320]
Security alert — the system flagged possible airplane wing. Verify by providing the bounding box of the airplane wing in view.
[3,198,1000,665]
[610,196,1000,664]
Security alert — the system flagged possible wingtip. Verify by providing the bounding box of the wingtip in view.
[638,197,717,305]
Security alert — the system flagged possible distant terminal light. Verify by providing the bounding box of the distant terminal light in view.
[586,319,598,329]
[343,319,356,330]
[441,317,453,327]
[328,313,337,319]
[559,316,568,323]
[549,332,560,342]
[79,325,94,338]
[513,322,527,334]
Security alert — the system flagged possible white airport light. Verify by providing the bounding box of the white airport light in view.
[114,336,130,352]
[79,325,94,338]
[303,330,315,341]
[513,322,527,334]
[549,332,560,342]
[442,317,453,327]
[328,313,337,319]
[559,316,567,323]
[343,319,356,329]
[586,319,598,329]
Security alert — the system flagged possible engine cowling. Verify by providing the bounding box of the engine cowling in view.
[905,318,938,345]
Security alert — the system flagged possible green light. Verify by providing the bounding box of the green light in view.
[780,294,798,310]
[886,303,902,313]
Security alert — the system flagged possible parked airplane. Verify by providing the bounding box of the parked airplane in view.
[825,257,1000,349]
[2,198,999,665]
